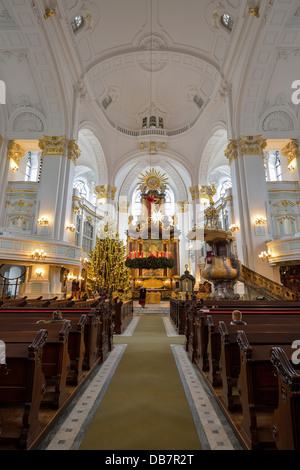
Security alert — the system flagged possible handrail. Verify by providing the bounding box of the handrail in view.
[239,264,300,301]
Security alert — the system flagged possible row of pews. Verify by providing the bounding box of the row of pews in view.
[0,296,133,449]
[170,297,300,450]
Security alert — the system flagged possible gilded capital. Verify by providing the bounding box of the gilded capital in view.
[177,201,189,213]
[38,135,66,156]
[239,135,267,156]
[281,139,299,166]
[224,139,238,165]
[111,186,117,200]
[94,184,110,201]
[189,186,195,201]
[67,140,81,165]
[7,140,25,168]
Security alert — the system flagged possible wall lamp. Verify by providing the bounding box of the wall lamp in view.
[254,216,267,225]
[32,249,47,261]
[66,224,76,232]
[229,224,239,232]
[38,216,49,225]
[258,251,270,261]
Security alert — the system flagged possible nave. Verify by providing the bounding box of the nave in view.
[37,309,243,451]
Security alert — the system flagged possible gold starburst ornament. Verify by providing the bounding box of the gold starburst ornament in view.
[138,168,168,190]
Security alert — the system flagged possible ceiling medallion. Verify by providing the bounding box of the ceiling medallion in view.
[137,34,168,72]
[138,168,168,190]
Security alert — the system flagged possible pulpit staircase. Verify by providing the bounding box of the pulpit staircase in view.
[239,265,300,301]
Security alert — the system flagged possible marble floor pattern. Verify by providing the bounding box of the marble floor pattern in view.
[39,315,243,451]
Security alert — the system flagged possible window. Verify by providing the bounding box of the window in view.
[0,264,25,299]
[25,151,40,182]
[74,180,88,199]
[221,13,234,32]
[219,180,232,198]
[82,220,93,253]
[71,15,84,33]
[266,151,282,181]
[275,151,282,181]
[75,214,81,247]
[25,151,32,181]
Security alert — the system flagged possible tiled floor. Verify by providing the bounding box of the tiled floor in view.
[39,314,243,451]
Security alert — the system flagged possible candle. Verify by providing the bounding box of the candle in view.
[156,251,159,257]
[141,252,144,257]
[168,253,171,258]
[161,252,163,257]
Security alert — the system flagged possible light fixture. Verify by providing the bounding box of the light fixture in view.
[35,270,43,279]
[288,158,296,172]
[66,223,76,232]
[38,216,49,225]
[254,216,267,225]
[229,224,239,232]
[259,251,270,261]
[31,249,47,261]
[44,8,56,20]
[80,257,89,265]
[10,160,19,172]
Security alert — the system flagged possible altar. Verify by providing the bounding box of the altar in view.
[126,168,181,299]
[146,290,161,304]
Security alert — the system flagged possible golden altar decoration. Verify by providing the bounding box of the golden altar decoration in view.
[126,168,181,300]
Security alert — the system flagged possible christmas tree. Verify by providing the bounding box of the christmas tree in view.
[86,220,131,300]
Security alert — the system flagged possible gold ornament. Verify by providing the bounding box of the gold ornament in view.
[138,168,168,190]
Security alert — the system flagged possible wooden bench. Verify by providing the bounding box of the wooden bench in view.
[0,313,86,386]
[170,299,187,335]
[0,329,47,449]
[0,306,111,370]
[195,311,300,385]
[218,320,300,412]
[270,346,300,450]
[236,328,300,449]
[0,321,71,409]
[112,299,133,334]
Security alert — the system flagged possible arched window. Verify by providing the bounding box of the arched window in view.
[221,13,234,32]
[25,151,32,181]
[275,151,282,181]
[25,151,40,182]
[71,15,84,33]
[219,180,232,198]
[266,151,282,181]
[74,180,88,199]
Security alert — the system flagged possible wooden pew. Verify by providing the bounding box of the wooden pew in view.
[0,307,108,370]
[112,299,133,334]
[0,313,86,386]
[196,311,300,385]
[0,329,47,449]
[236,328,300,449]
[170,299,187,335]
[270,346,300,450]
[218,320,300,412]
[0,321,71,409]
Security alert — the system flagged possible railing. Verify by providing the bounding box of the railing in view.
[239,264,300,301]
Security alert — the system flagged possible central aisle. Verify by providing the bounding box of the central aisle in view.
[79,315,202,450]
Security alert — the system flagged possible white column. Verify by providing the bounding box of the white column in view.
[228,135,274,278]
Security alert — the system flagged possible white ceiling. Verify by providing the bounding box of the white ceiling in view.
[0,0,299,192]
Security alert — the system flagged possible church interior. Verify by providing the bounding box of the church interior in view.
[0,0,300,453]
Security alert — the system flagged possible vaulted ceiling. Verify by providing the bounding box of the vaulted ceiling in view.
[0,0,299,190]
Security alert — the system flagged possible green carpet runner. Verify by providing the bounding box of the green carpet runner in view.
[79,315,202,450]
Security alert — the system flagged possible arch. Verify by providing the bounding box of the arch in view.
[7,107,46,140]
[198,126,228,185]
[115,152,191,205]
[77,127,109,188]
